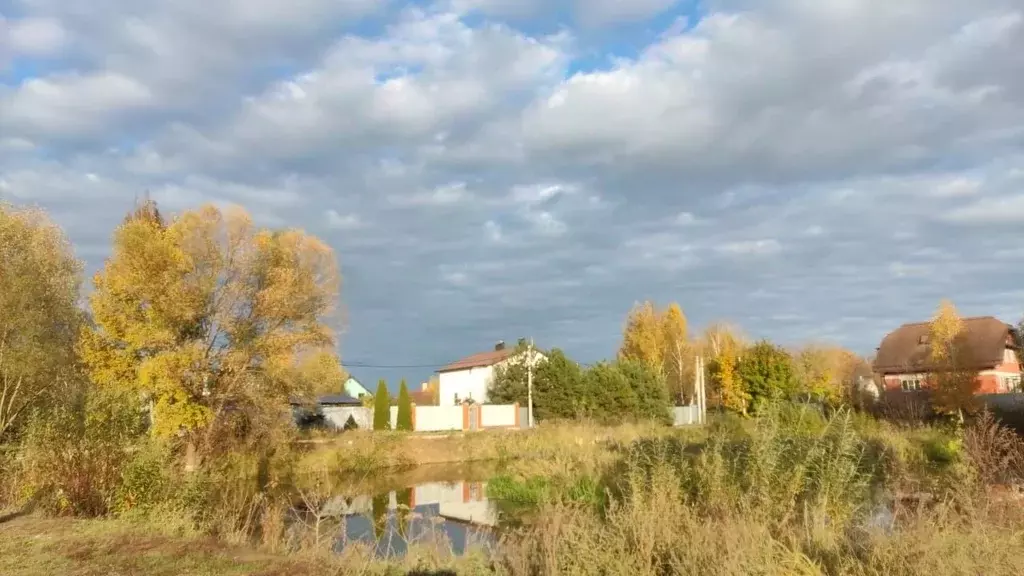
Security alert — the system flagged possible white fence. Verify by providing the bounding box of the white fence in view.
[480,404,517,428]
[671,405,701,427]
[410,405,465,432]
[307,402,528,432]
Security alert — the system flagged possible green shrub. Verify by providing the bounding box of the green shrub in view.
[18,389,145,516]
[114,442,173,516]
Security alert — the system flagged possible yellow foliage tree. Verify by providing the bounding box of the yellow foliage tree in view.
[78,202,341,466]
[0,203,83,440]
[618,301,665,368]
[424,375,440,405]
[927,299,977,419]
[792,344,864,406]
[661,303,690,404]
[699,322,747,360]
[619,301,694,403]
[714,338,749,415]
[296,348,348,397]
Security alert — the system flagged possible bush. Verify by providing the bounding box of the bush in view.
[18,389,145,516]
[113,442,173,516]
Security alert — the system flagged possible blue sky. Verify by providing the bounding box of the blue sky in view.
[2,0,1024,388]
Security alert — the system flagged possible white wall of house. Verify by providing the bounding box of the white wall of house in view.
[439,365,495,406]
[437,350,546,407]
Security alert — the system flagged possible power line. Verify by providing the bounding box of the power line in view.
[343,361,449,369]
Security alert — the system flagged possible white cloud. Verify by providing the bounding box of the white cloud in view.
[390,181,471,207]
[5,17,68,56]
[943,195,1024,224]
[716,239,782,255]
[524,210,568,236]
[484,220,503,242]
[326,210,362,229]
[3,0,1024,381]
[1,72,153,139]
[522,2,1024,186]
[675,211,697,225]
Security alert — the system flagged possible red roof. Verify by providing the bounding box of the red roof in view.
[438,348,514,373]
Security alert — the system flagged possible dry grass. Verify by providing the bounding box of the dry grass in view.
[294,420,691,478]
[6,410,1024,575]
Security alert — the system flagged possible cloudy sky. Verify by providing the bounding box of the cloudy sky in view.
[2,0,1023,387]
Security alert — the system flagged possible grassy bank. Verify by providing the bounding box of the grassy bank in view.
[0,515,492,576]
[294,420,690,478]
[4,408,1024,575]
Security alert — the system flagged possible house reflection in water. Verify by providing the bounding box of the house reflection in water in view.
[323,480,498,557]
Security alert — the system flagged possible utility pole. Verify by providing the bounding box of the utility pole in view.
[527,337,534,428]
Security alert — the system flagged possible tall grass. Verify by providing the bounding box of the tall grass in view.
[496,404,1024,576]
[4,404,1024,575]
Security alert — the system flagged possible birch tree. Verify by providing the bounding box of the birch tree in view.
[927,299,978,419]
[618,301,665,368]
[661,303,690,404]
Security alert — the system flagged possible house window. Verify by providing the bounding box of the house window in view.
[1001,375,1022,393]
[900,377,923,392]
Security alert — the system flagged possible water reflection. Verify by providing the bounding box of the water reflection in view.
[323,480,499,557]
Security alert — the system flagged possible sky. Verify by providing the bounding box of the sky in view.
[2,0,1023,388]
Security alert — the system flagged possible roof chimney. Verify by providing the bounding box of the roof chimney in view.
[495,340,506,351]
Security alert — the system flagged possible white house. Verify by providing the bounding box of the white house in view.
[437,341,545,406]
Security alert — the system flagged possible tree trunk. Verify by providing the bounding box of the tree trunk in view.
[184,439,199,473]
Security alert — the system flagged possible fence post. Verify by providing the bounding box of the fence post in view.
[462,403,469,431]
[411,402,417,431]
[513,402,520,428]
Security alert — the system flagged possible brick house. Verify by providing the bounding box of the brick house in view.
[873,316,1022,394]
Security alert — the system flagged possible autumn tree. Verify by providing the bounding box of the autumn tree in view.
[710,337,749,415]
[78,202,340,467]
[619,301,692,404]
[699,322,747,360]
[424,375,440,405]
[618,301,665,368]
[396,379,413,431]
[661,303,690,405]
[699,322,747,409]
[736,340,796,413]
[296,348,348,397]
[0,203,84,441]
[373,380,391,430]
[791,344,867,407]
[927,300,978,419]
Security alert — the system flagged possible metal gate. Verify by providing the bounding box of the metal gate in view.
[468,404,480,431]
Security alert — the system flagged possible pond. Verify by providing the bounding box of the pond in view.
[326,480,500,556]
[287,463,521,558]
